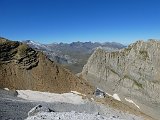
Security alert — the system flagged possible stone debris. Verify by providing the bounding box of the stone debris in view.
[26,111,136,120]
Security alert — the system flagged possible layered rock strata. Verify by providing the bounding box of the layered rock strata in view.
[82,40,160,120]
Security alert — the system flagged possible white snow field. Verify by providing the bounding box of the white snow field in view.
[125,98,140,109]
[113,94,121,101]
[17,90,85,104]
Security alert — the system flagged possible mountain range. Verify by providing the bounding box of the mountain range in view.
[23,40,125,73]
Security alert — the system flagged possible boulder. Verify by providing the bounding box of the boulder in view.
[28,104,54,117]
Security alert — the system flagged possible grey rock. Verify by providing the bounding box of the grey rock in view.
[28,104,55,117]
[94,88,106,98]
[82,40,160,120]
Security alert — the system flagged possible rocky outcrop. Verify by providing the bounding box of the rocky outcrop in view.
[0,38,93,94]
[82,40,160,120]
[28,105,55,117]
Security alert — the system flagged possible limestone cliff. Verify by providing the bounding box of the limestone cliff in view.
[0,38,93,94]
[82,40,160,120]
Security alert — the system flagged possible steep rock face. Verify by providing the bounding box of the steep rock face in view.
[0,38,93,94]
[82,40,160,120]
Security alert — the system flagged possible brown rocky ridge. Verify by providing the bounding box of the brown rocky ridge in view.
[82,39,160,120]
[0,37,93,94]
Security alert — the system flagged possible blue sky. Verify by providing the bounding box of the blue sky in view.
[0,0,160,45]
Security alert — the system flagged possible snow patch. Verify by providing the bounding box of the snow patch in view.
[105,92,121,101]
[113,94,121,101]
[71,91,86,96]
[91,98,94,101]
[125,98,140,109]
[4,88,9,91]
[17,90,85,104]
[105,92,112,97]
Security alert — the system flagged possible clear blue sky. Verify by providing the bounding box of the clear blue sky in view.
[0,0,160,45]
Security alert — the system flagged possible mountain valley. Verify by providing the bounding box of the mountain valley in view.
[0,37,159,120]
[23,40,125,73]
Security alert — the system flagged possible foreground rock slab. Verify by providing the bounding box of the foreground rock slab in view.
[25,111,140,120]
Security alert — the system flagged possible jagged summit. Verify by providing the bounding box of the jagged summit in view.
[0,38,93,94]
[125,39,160,49]
[0,38,38,70]
[82,39,160,120]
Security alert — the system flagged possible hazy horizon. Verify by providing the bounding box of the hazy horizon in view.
[1,0,160,45]
[2,36,159,46]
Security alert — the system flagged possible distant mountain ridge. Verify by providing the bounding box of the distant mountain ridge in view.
[23,40,125,73]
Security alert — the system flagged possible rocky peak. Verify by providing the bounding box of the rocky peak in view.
[0,38,38,70]
[82,39,160,120]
